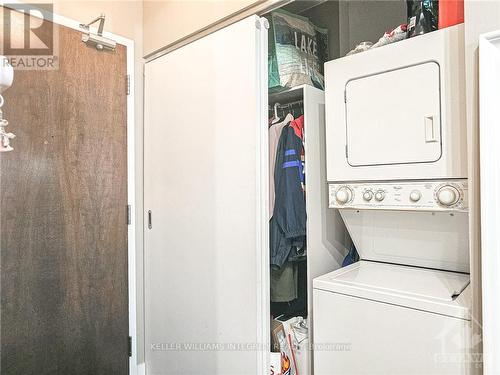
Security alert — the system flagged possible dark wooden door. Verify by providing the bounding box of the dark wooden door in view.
[0,10,129,375]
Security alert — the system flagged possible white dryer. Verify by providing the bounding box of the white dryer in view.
[324,24,466,182]
[313,180,472,375]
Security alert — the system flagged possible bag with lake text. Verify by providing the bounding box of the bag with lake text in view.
[267,10,329,92]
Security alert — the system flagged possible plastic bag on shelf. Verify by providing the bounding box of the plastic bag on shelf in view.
[267,10,329,92]
[372,24,408,49]
[346,41,373,56]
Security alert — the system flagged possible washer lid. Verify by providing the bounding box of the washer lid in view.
[313,261,471,320]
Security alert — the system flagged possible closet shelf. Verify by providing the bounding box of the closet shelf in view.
[269,85,309,106]
[280,0,329,15]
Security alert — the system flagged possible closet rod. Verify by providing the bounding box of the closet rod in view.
[270,99,304,109]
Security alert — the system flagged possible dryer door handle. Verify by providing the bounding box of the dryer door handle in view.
[424,115,438,143]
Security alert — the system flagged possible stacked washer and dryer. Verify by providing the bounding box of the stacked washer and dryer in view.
[313,25,473,374]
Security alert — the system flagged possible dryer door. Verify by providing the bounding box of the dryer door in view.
[345,61,442,167]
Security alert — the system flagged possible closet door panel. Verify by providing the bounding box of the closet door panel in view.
[144,16,267,375]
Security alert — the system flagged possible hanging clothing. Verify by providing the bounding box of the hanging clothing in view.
[289,115,304,141]
[271,260,307,316]
[270,261,298,303]
[270,217,305,268]
[274,126,306,238]
[269,112,306,309]
[269,114,293,218]
[270,125,307,269]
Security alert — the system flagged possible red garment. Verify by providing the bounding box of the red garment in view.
[289,115,304,141]
[288,115,306,193]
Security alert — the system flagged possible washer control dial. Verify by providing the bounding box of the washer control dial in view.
[335,186,353,205]
[374,190,385,202]
[409,190,422,202]
[363,190,373,201]
[436,185,461,206]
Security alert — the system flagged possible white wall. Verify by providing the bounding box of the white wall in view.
[143,0,261,56]
[338,0,407,56]
[464,1,500,372]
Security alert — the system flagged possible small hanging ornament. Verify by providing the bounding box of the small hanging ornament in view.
[0,112,15,152]
[0,56,15,152]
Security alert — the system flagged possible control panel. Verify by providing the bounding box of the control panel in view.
[328,180,468,211]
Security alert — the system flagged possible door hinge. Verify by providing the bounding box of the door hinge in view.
[345,145,348,158]
[126,74,131,95]
[344,90,347,103]
[127,205,132,225]
[128,336,132,357]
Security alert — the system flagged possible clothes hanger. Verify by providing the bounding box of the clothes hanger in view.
[271,102,281,124]
[283,112,294,124]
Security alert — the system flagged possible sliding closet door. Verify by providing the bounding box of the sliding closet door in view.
[0,10,129,375]
[144,16,267,375]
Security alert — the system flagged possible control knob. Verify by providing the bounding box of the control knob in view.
[374,190,385,202]
[409,190,422,202]
[335,186,353,205]
[436,185,461,207]
[363,190,373,201]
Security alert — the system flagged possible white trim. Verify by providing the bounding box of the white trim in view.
[256,16,270,375]
[126,39,138,375]
[1,2,139,374]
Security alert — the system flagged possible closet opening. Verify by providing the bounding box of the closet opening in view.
[264,1,452,373]
[269,87,307,321]
[267,78,354,375]
[268,84,349,375]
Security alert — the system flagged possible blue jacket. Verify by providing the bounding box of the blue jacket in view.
[270,126,306,268]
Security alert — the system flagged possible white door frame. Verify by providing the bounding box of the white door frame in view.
[0,3,138,374]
